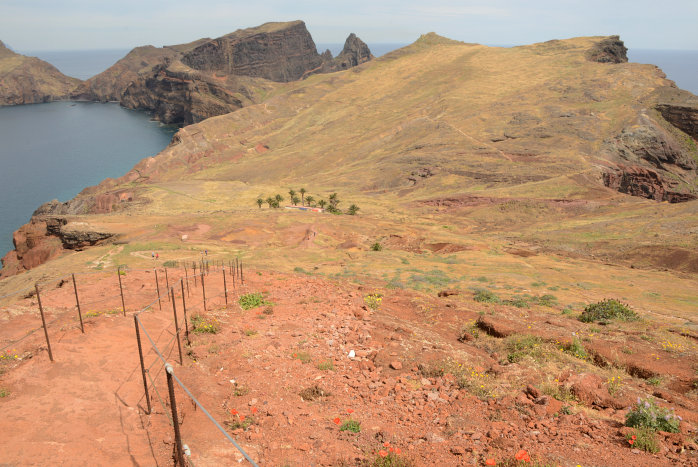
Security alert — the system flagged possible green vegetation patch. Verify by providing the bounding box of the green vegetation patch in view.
[579,299,639,323]
[626,398,680,433]
[191,314,220,334]
[238,292,269,310]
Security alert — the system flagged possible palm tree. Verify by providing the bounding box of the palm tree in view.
[318,199,327,209]
[329,193,339,209]
[299,188,306,206]
[275,194,284,205]
[305,195,315,207]
[265,197,274,208]
[291,195,300,205]
[256,198,263,209]
[347,204,360,215]
[288,189,296,200]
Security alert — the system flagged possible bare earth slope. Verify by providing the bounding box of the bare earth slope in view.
[0,40,82,105]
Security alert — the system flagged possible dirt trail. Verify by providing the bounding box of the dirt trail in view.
[0,306,174,466]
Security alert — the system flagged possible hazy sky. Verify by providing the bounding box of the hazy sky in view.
[2,0,697,51]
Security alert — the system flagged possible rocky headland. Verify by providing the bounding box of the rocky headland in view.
[78,21,373,124]
[0,40,81,105]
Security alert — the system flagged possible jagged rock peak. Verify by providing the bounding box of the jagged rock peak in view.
[587,35,628,63]
[339,33,373,66]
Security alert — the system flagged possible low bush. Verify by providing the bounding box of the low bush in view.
[473,289,500,304]
[191,315,219,334]
[626,398,681,433]
[579,299,638,323]
[239,292,268,310]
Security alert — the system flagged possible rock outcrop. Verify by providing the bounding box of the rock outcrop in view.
[602,108,698,202]
[0,40,82,105]
[72,45,177,102]
[316,33,373,74]
[80,21,372,125]
[0,217,115,277]
[586,35,628,63]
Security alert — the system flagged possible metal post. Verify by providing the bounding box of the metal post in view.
[165,268,170,302]
[165,364,186,467]
[171,288,183,365]
[193,264,197,287]
[72,274,84,334]
[35,283,54,362]
[240,261,244,285]
[222,267,228,306]
[183,265,190,296]
[201,271,207,311]
[180,280,190,345]
[134,315,151,414]
[118,266,127,316]
[231,261,236,289]
[155,269,162,310]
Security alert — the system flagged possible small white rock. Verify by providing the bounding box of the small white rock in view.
[348,349,356,359]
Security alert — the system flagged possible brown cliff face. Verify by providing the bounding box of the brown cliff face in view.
[586,35,628,63]
[181,21,324,82]
[0,40,82,105]
[72,45,177,101]
[82,21,372,125]
[121,61,269,125]
[602,106,698,202]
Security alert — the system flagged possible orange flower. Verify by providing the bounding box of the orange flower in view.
[378,450,388,458]
[395,448,401,454]
[239,415,246,422]
[230,409,238,415]
[347,409,354,414]
[485,459,496,466]
[515,450,530,462]
[631,435,637,440]
[628,439,635,445]
[383,442,390,447]
[333,417,341,425]
[251,407,258,414]
[389,447,394,452]
[293,353,297,358]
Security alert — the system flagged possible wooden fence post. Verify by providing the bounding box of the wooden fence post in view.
[118,266,127,316]
[35,283,54,362]
[72,274,84,334]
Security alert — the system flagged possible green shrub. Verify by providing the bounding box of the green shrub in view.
[317,360,335,371]
[503,297,529,308]
[626,398,681,433]
[579,299,638,323]
[371,242,382,251]
[239,292,268,310]
[162,260,178,268]
[506,335,547,363]
[364,293,383,310]
[369,451,413,467]
[565,337,589,360]
[473,289,500,303]
[191,315,219,334]
[626,427,660,453]
[340,419,361,433]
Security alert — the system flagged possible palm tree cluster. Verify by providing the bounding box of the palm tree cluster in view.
[255,188,360,215]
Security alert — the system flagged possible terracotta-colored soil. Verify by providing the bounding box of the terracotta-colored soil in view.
[1,267,697,466]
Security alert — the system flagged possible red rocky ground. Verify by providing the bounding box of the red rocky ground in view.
[0,266,696,466]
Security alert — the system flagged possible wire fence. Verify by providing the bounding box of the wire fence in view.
[0,257,257,466]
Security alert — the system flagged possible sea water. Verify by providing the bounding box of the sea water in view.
[0,102,175,256]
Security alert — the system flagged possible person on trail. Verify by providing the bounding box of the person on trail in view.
[151,252,154,258]
[156,253,159,259]
[205,249,208,256]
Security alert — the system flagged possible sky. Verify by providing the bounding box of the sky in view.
[2,0,697,51]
